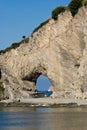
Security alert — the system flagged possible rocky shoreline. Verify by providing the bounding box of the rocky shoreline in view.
[0,98,87,107]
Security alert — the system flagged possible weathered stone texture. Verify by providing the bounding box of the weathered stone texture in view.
[0,7,87,99]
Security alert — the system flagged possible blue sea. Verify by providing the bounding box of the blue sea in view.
[0,106,87,130]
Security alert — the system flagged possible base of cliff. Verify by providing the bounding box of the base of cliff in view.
[1,98,87,107]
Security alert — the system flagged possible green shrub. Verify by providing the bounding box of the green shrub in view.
[0,43,20,54]
[24,37,29,43]
[52,6,66,20]
[68,0,82,16]
[82,0,87,6]
[51,0,87,18]
[0,50,5,54]
[74,63,80,68]
[0,42,20,54]
[32,19,49,33]
[0,37,29,54]
[11,42,20,49]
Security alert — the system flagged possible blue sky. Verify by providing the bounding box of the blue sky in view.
[0,0,71,91]
[36,75,51,91]
[0,0,71,50]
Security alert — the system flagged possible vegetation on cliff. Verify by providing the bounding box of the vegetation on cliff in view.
[52,0,87,19]
[32,19,50,33]
[68,0,82,16]
[33,0,86,33]
[0,0,87,54]
[52,6,66,20]
[0,37,29,54]
[83,0,87,5]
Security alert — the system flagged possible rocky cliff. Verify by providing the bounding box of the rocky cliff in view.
[0,7,87,100]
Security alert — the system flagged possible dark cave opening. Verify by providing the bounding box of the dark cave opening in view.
[22,73,53,98]
[22,71,42,84]
[22,65,53,97]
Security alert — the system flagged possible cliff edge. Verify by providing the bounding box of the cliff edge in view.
[0,7,87,100]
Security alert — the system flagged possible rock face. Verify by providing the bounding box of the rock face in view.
[0,7,87,100]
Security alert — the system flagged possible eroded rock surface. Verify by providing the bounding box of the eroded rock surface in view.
[0,7,87,100]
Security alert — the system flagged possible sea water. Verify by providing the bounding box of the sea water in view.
[0,106,87,130]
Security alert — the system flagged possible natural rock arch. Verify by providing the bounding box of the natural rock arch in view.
[22,65,47,84]
[0,8,87,99]
[22,64,54,92]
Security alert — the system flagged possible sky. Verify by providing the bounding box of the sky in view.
[0,0,71,91]
[36,75,51,91]
[0,0,71,50]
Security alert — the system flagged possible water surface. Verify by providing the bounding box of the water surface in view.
[0,106,87,130]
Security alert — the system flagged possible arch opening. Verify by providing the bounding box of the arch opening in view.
[36,75,51,91]
[35,74,53,97]
[22,65,53,97]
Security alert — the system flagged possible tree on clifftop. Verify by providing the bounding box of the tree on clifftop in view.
[68,0,82,16]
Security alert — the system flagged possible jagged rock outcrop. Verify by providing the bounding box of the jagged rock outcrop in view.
[0,7,87,100]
